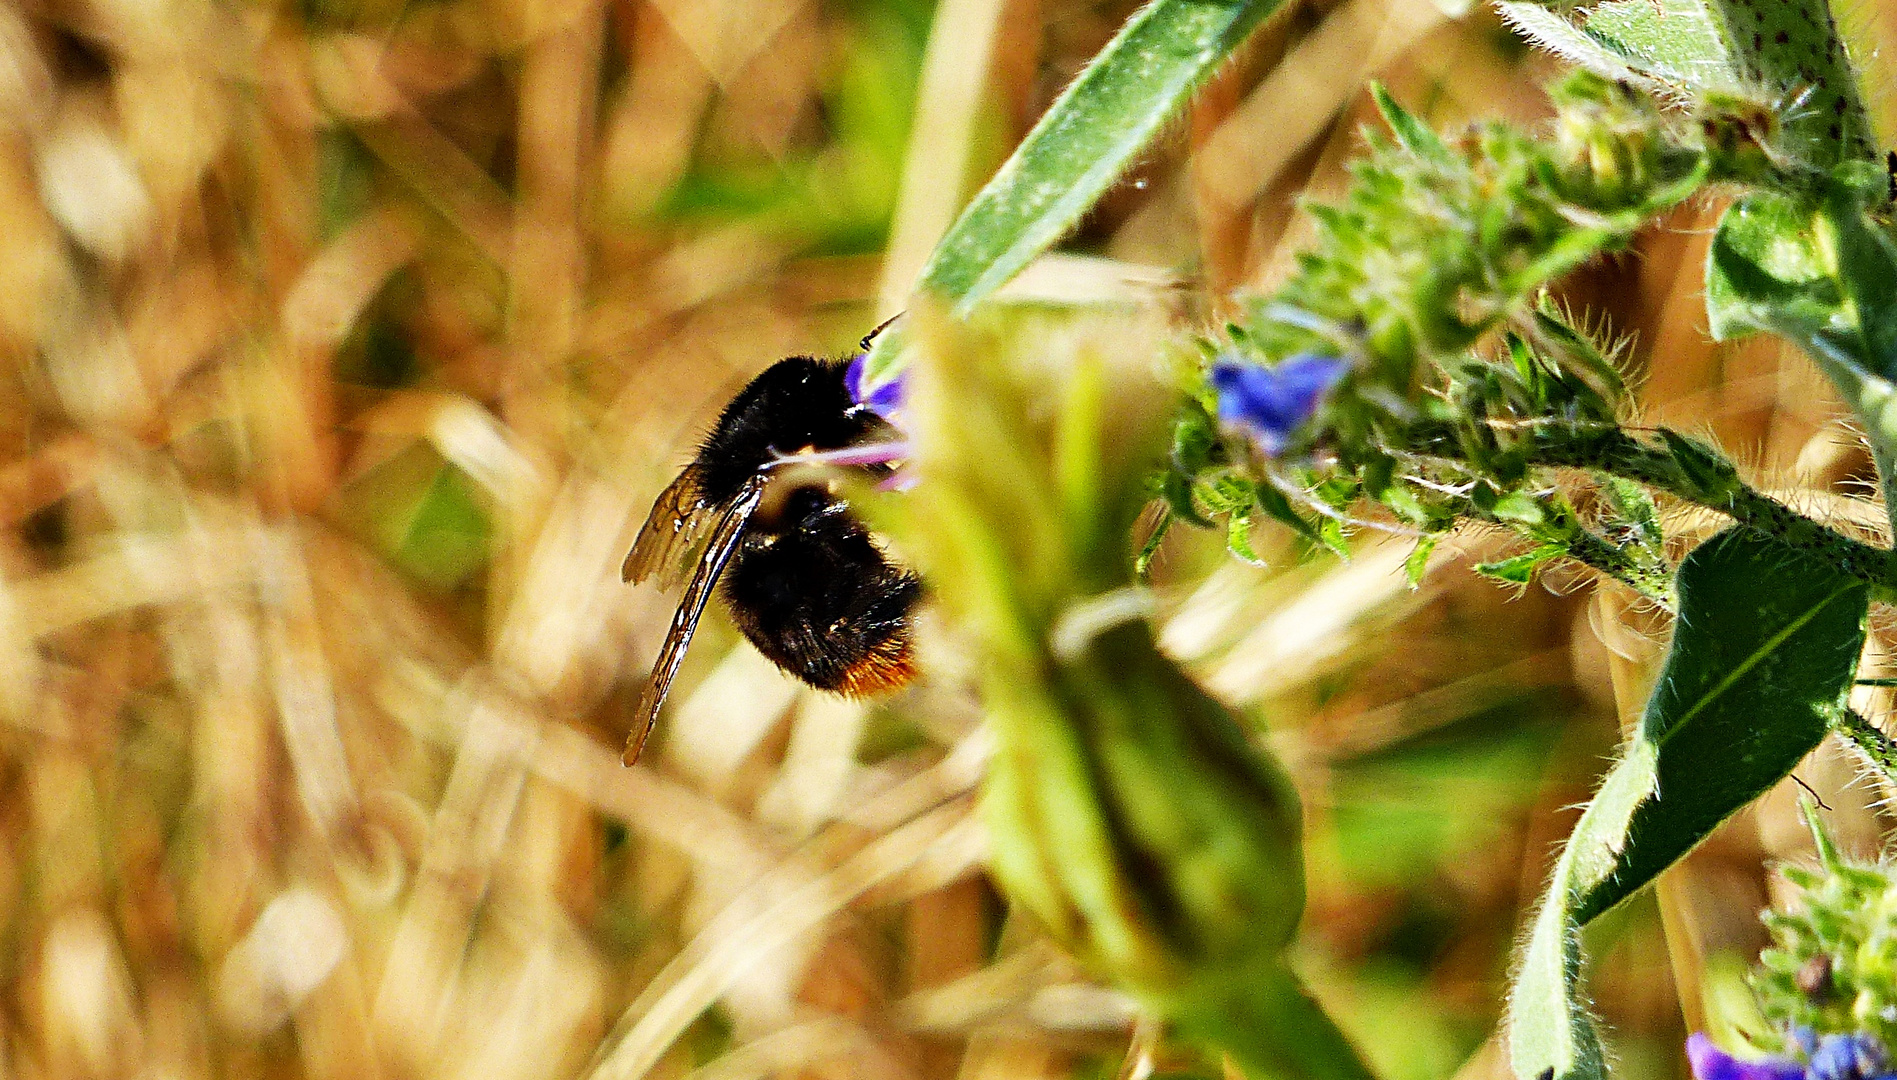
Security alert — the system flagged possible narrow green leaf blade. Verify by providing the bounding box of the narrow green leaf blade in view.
[918,0,1281,314]
[1580,0,1736,94]
[1509,528,1868,1080]
[1369,82,1448,161]
[1495,0,1735,97]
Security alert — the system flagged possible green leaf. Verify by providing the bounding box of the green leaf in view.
[1494,3,1655,89]
[1490,492,1548,526]
[1162,469,1215,529]
[1528,302,1624,397]
[1580,0,1736,93]
[1473,544,1562,585]
[1403,534,1437,587]
[863,0,1282,382]
[1254,479,1325,547]
[1495,0,1736,96]
[921,0,1279,312]
[1201,473,1254,514]
[1369,83,1448,162]
[1227,504,1263,565]
[1704,192,1837,342]
[1508,528,1868,1080]
[1134,506,1174,579]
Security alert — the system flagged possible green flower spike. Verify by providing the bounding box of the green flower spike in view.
[1753,801,1897,1051]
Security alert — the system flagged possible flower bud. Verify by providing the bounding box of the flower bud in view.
[884,305,1372,1080]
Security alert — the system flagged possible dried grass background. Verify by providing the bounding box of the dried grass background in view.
[5,2,1897,1080]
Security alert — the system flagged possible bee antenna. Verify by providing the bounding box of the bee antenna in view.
[860,313,904,353]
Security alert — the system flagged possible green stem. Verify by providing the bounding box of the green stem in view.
[1455,496,1677,609]
[1870,441,1897,535]
[1825,703,1897,787]
[1703,0,1877,168]
[1408,424,1897,592]
[1534,429,1897,588]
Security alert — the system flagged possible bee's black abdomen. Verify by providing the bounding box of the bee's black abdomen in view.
[721,493,921,695]
[694,357,882,504]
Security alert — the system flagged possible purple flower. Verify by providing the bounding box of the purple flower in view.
[1210,353,1350,455]
[1687,1034,1805,1080]
[1809,1034,1891,1080]
[846,353,906,422]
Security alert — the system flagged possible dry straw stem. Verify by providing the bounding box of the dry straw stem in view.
[875,0,1019,317]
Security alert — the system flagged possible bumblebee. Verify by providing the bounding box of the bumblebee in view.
[621,349,920,765]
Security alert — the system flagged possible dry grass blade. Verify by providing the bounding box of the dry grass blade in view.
[1196,0,1449,257]
[584,788,979,1080]
[875,0,1016,316]
[375,685,538,1064]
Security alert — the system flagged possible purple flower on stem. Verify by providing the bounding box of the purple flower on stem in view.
[1687,1034,1806,1080]
[1809,1034,1892,1080]
[1210,353,1350,455]
[846,353,906,422]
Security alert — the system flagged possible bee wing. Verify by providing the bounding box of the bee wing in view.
[623,464,719,588]
[623,470,766,766]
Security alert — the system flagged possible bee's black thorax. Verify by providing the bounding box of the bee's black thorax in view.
[693,356,884,505]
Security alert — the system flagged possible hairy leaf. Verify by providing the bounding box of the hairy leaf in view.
[862,0,1282,383]
[1704,192,1836,342]
[1509,528,1868,1080]
[1495,0,1734,97]
[1706,188,1897,496]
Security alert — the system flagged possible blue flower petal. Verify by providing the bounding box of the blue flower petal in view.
[1686,1034,1805,1080]
[1810,1034,1892,1080]
[1858,1035,1893,1078]
[1210,353,1349,455]
[846,353,906,422]
[1812,1036,1858,1080]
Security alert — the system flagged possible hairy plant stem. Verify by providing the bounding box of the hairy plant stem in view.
[1406,424,1897,593]
[1538,429,1897,585]
[1825,703,1897,788]
[1454,498,1677,609]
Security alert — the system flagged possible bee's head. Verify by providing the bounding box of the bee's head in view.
[697,356,881,501]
